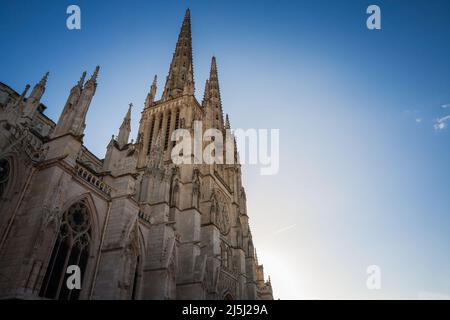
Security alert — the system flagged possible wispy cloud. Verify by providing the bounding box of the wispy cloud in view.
[402,109,419,115]
[442,104,450,109]
[270,224,297,237]
[434,115,450,131]
[402,110,423,125]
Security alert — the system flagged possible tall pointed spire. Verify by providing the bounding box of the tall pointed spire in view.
[34,72,49,92]
[70,65,99,136]
[54,70,86,137]
[54,67,99,138]
[85,65,99,89]
[22,72,49,118]
[117,103,132,148]
[202,79,210,107]
[13,84,30,109]
[204,56,224,129]
[225,114,230,129]
[144,75,157,109]
[162,9,194,100]
[77,71,87,87]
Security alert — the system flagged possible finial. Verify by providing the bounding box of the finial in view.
[40,72,49,85]
[92,65,100,80]
[209,56,218,80]
[125,103,132,118]
[225,114,230,129]
[78,71,87,86]
[211,56,217,70]
[151,75,157,93]
[15,84,30,106]
[84,66,100,87]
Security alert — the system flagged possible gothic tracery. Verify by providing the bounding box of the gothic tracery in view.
[39,200,91,300]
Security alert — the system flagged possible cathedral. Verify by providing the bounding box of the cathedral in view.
[0,9,273,300]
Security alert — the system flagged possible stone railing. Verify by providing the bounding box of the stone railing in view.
[75,164,112,196]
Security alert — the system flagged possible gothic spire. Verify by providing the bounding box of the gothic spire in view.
[13,84,30,108]
[85,65,99,89]
[34,72,49,94]
[23,72,49,118]
[225,114,230,129]
[201,79,210,107]
[71,65,99,135]
[206,56,224,129]
[144,75,157,109]
[54,67,99,138]
[117,103,132,148]
[77,71,87,87]
[208,56,221,99]
[40,72,49,86]
[162,9,194,100]
[29,72,49,100]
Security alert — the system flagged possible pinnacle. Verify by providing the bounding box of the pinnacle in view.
[40,72,49,85]
[91,65,100,81]
[162,9,194,100]
[78,71,87,86]
[126,103,132,118]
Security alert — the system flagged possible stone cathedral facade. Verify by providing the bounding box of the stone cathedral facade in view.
[0,10,273,300]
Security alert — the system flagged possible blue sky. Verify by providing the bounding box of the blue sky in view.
[1,0,450,299]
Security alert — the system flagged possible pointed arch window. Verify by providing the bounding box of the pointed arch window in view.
[173,110,180,147]
[169,178,180,221]
[227,247,233,270]
[39,200,91,300]
[192,179,200,209]
[170,183,180,208]
[164,112,171,150]
[175,110,180,129]
[147,117,155,154]
[0,158,10,198]
[210,196,218,225]
[220,243,228,268]
[158,115,163,133]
